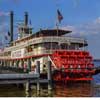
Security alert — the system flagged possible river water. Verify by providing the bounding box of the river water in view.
[0,61,99,97]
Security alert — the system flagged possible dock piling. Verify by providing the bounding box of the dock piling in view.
[25,81,31,97]
[25,81,31,92]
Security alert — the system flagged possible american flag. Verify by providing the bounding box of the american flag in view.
[57,9,63,23]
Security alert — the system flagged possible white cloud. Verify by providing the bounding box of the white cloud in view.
[0,22,8,34]
[60,17,100,36]
[0,11,9,16]
[94,17,100,24]
[60,25,75,31]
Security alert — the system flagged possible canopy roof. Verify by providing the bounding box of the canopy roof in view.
[33,29,72,37]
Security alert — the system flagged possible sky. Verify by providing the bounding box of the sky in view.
[0,0,100,59]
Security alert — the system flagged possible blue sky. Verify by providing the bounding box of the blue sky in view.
[0,0,100,59]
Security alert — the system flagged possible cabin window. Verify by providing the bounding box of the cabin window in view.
[43,42,58,50]
[60,43,67,50]
[26,45,33,52]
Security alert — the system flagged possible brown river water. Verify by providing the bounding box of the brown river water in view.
[0,60,100,97]
[0,81,99,97]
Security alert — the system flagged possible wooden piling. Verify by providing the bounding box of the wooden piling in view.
[26,81,31,92]
[25,80,32,97]
[47,61,52,91]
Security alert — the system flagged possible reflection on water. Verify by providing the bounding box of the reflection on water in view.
[0,59,99,97]
[0,81,100,97]
[93,84,100,97]
[0,85,26,97]
[53,82,94,97]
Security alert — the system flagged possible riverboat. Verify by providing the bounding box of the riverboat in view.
[0,12,95,81]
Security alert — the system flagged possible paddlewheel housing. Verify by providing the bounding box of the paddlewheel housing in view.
[51,50,95,81]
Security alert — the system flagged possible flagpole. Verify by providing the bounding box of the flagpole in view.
[56,20,59,36]
[56,9,63,50]
[56,9,59,37]
[56,9,63,36]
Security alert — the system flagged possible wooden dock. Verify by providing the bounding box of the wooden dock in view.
[0,61,53,96]
[0,73,39,84]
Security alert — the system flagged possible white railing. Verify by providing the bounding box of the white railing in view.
[48,55,57,69]
[0,49,54,59]
[0,56,11,59]
[4,36,87,52]
[0,49,88,59]
[24,49,53,57]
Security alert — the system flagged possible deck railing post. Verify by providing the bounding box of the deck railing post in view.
[5,60,7,67]
[8,60,10,67]
[16,60,19,68]
[36,61,40,94]
[9,60,11,67]
[12,60,14,67]
[21,60,24,68]
[27,58,31,72]
[47,61,52,91]
[1,60,3,67]
[4,60,6,67]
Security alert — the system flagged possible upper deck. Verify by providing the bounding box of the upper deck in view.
[4,35,87,52]
[12,29,72,44]
[0,29,88,59]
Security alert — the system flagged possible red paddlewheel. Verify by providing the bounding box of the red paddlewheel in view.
[66,77,93,81]
[53,71,93,81]
[51,50,95,81]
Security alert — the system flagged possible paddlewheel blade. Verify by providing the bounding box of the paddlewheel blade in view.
[51,50,95,81]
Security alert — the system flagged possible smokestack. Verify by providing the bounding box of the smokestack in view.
[25,12,28,26]
[10,11,14,44]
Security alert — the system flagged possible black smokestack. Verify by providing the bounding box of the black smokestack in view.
[25,12,28,26]
[10,11,13,44]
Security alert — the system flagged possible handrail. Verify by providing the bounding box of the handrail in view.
[3,36,87,52]
[48,55,57,69]
[0,49,54,59]
[0,49,88,60]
